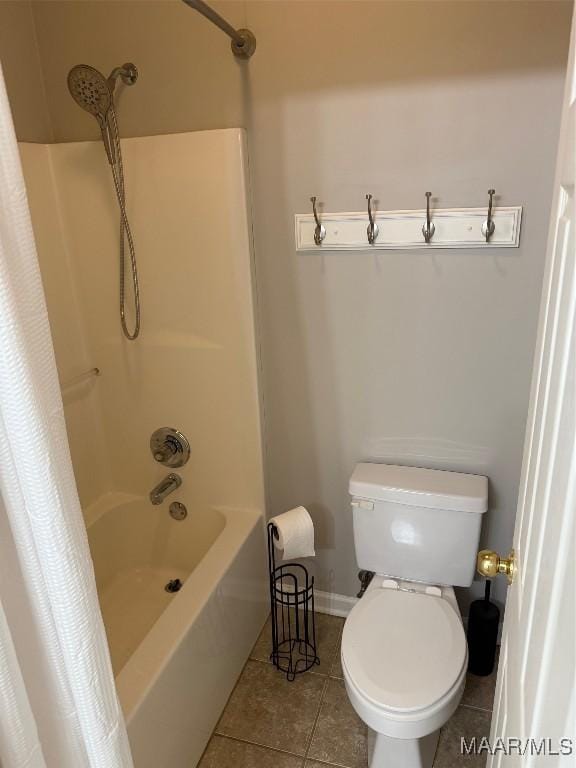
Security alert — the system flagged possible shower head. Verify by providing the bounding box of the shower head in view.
[67,63,138,112]
[67,62,138,165]
[67,64,112,118]
[67,64,116,164]
[66,62,141,340]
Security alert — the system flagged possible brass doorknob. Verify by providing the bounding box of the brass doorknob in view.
[477,549,516,584]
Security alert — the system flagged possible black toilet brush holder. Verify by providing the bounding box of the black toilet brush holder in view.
[467,579,500,676]
[267,523,319,681]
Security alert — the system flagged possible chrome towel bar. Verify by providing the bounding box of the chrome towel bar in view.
[61,367,100,390]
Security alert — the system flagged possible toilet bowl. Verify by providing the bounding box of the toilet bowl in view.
[344,462,488,768]
[341,578,468,768]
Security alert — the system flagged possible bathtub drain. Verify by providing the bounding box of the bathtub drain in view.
[165,578,183,593]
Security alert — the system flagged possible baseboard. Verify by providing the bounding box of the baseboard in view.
[277,579,358,617]
[313,589,358,617]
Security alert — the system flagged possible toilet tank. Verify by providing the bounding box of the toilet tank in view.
[350,463,488,587]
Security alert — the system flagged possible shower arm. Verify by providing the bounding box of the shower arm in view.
[181,0,256,59]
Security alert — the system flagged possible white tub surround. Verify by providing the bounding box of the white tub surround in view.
[19,129,264,518]
[20,128,266,768]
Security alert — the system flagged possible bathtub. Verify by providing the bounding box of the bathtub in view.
[85,493,268,768]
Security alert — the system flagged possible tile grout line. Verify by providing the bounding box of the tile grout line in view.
[301,625,345,762]
[303,675,330,762]
[210,656,254,745]
[328,626,345,679]
[461,702,494,714]
[306,757,362,768]
[302,627,345,763]
[248,654,345,682]
[213,732,305,760]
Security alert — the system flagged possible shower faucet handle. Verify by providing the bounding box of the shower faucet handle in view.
[154,443,175,462]
[150,427,191,468]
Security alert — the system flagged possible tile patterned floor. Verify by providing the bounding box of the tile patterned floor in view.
[199,614,496,768]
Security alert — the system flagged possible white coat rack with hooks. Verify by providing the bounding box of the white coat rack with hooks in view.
[296,192,522,252]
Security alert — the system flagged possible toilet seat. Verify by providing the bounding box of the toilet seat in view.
[342,657,467,740]
[342,587,467,715]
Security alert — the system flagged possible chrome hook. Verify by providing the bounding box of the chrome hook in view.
[311,196,326,246]
[422,191,435,243]
[366,194,379,245]
[481,189,496,242]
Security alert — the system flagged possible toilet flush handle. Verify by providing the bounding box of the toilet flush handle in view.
[351,499,374,511]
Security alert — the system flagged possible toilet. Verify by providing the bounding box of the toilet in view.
[341,463,488,768]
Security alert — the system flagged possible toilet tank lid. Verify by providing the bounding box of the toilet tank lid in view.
[349,463,488,513]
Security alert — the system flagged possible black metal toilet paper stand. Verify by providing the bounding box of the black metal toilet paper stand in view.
[267,523,319,681]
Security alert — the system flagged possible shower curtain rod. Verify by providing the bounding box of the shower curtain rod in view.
[181,0,256,59]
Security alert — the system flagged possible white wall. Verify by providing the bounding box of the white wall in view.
[242,1,571,612]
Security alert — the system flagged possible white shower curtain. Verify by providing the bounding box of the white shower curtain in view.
[0,67,133,768]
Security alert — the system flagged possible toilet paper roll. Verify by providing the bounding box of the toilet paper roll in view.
[269,506,315,560]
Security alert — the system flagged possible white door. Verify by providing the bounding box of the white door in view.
[487,8,575,766]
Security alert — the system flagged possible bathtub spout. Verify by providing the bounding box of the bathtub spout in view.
[150,473,182,505]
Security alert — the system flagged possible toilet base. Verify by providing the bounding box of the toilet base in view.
[368,727,440,768]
